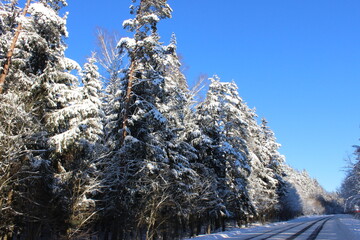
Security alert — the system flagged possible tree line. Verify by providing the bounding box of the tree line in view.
[0,0,342,239]
[340,143,360,215]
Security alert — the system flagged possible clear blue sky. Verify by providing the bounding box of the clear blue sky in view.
[61,0,360,192]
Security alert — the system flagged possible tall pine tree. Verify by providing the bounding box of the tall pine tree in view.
[100,1,206,239]
[1,1,102,238]
[196,76,255,227]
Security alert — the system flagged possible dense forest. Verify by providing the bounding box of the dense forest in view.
[0,0,345,239]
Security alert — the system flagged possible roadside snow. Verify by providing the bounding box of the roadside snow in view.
[183,215,322,240]
[335,214,360,239]
[183,215,360,240]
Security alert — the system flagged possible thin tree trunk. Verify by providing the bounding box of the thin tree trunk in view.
[0,0,31,94]
[120,60,136,144]
[120,0,148,144]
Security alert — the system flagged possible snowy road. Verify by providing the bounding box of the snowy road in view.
[185,215,360,240]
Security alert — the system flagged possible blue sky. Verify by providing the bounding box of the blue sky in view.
[61,0,360,192]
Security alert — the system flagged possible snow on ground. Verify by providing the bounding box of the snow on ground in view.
[183,215,325,240]
[333,214,360,239]
[183,215,360,240]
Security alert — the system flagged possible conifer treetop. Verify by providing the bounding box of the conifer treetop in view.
[40,0,68,11]
[123,0,172,40]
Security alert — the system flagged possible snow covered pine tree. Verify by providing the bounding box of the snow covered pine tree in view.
[341,143,360,215]
[196,76,255,229]
[0,0,343,239]
[1,0,103,238]
[0,1,35,237]
[100,0,206,239]
[247,118,285,222]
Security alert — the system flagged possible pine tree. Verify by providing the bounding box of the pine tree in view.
[196,76,255,227]
[0,1,49,237]
[0,0,343,238]
[119,0,172,143]
[25,2,83,235]
[247,118,284,222]
[63,55,104,238]
[78,54,104,151]
[100,0,178,238]
[341,144,360,213]
[280,164,335,218]
[0,0,102,237]
[100,1,217,238]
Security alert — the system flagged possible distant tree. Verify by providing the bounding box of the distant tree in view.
[280,164,337,218]
[247,118,288,222]
[95,28,123,87]
[341,144,360,215]
[277,179,303,220]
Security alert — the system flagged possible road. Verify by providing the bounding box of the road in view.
[187,215,360,240]
[232,216,338,240]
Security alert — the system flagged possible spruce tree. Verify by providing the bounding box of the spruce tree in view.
[63,55,104,238]
[26,2,83,236]
[100,0,217,238]
[101,0,188,238]
[341,144,360,213]
[0,1,101,237]
[0,1,50,237]
[247,118,284,222]
[196,76,255,227]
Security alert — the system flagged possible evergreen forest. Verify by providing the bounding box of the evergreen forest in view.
[0,0,354,239]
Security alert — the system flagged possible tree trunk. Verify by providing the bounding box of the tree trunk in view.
[206,222,211,234]
[0,0,31,94]
[221,216,225,232]
[120,60,136,144]
[120,0,149,145]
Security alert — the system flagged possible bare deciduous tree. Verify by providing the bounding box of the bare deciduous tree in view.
[95,28,122,84]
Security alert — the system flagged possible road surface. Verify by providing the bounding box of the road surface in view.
[187,215,360,240]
